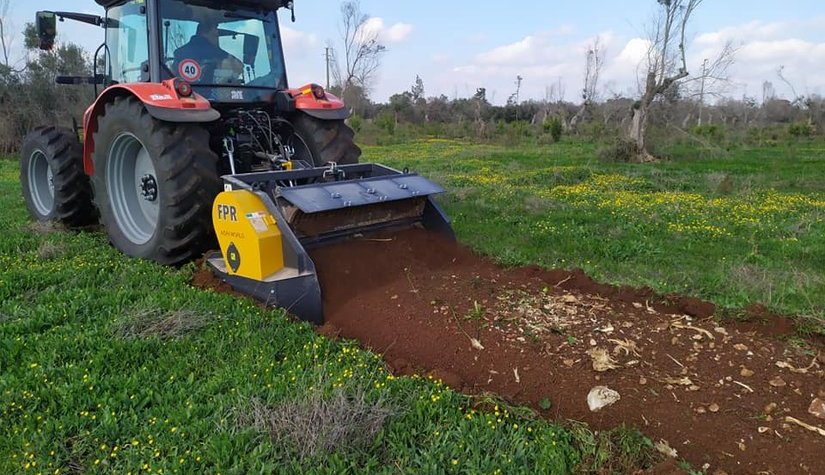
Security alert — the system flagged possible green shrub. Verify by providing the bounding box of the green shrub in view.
[375,113,396,136]
[598,138,640,162]
[788,121,814,138]
[691,124,725,141]
[348,114,363,133]
[544,118,563,143]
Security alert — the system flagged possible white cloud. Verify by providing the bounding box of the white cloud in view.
[360,17,413,45]
[685,17,825,99]
[434,16,825,105]
[444,29,631,103]
[614,38,650,67]
[281,26,319,50]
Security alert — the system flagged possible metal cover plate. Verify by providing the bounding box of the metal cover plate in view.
[279,175,445,214]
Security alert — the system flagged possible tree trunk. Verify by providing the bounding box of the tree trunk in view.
[627,103,657,163]
[628,106,647,151]
[570,103,587,133]
[625,70,662,163]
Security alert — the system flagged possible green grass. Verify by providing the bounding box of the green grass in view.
[367,138,825,330]
[0,157,665,474]
[6,136,818,473]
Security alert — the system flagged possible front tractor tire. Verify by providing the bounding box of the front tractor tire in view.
[20,126,96,227]
[289,114,361,166]
[91,97,221,266]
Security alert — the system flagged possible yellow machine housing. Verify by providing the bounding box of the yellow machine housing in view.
[206,163,454,325]
[212,190,285,281]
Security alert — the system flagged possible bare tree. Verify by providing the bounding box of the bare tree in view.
[507,75,523,105]
[570,37,605,132]
[684,45,737,125]
[777,65,801,105]
[626,0,733,161]
[762,81,775,104]
[0,0,16,70]
[330,0,386,96]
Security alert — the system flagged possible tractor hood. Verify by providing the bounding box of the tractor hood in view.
[95,0,293,10]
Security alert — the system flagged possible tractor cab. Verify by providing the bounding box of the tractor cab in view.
[38,0,293,105]
[121,0,289,104]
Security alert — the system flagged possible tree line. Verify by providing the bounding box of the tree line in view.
[0,0,821,158]
[0,21,93,154]
[330,0,822,158]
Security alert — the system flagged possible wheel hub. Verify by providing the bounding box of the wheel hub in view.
[27,150,55,217]
[47,167,54,194]
[139,174,158,202]
[106,133,160,246]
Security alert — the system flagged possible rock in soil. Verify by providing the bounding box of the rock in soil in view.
[587,386,621,412]
[809,398,825,420]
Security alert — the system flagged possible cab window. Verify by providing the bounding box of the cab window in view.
[106,0,149,84]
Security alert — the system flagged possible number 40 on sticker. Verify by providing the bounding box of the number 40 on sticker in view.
[178,59,202,82]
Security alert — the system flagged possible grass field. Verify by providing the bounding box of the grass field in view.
[367,139,825,332]
[1,137,822,473]
[0,156,662,475]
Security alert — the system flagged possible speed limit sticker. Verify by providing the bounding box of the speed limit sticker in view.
[178,59,202,81]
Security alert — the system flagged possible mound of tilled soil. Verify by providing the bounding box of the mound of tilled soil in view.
[306,230,825,474]
[192,229,825,473]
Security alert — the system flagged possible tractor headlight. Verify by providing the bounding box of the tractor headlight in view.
[175,80,193,98]
[311,84,326,100]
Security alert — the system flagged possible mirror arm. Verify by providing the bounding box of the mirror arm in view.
[48,11,105,27]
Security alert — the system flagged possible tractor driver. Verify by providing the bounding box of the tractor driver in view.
[173,19,244,84]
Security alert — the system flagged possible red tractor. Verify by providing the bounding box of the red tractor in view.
[21,0,360,265]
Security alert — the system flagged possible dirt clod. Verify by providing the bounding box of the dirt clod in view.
[769,376,787,388]
[809,398,825,420]
[429,369,463,390]
[587,348,618,372]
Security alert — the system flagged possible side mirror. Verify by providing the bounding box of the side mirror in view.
[36,11,57,51]
[243,34,259,65]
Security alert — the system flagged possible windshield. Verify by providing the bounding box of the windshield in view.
[159,0,287,88]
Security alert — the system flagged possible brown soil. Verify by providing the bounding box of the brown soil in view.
[194,230,825,474]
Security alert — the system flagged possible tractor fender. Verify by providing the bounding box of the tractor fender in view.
[289,84,350,121]
[82,81,220,175]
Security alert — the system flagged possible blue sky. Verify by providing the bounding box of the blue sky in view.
[7,1,825,104]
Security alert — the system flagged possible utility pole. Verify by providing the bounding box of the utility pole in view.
[324,47,332,90]
[698,58,708,127]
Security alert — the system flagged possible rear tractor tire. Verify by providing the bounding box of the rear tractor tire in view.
[20,126,96,227]
[91,96,221,265]
[286,114,361,167]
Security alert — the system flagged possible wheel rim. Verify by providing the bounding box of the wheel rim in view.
[106,133,159,245]
[28,150,55,217]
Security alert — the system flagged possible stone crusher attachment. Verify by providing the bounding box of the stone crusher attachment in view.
[207,163,455,324]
